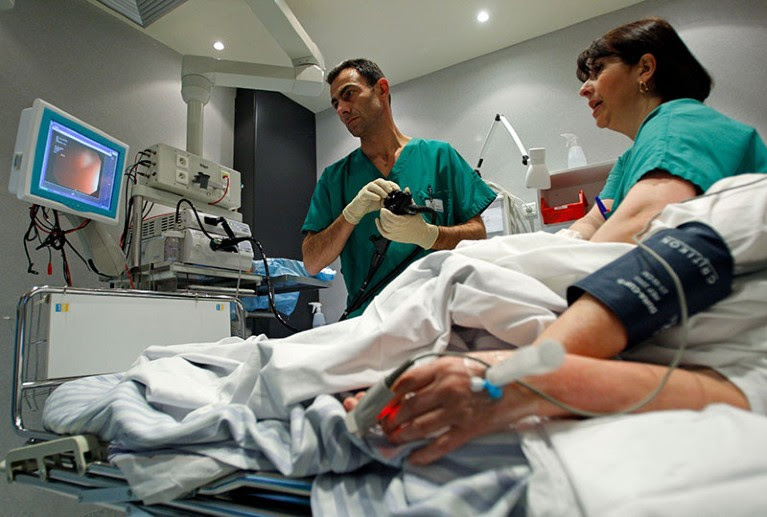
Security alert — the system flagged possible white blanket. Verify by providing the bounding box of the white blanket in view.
[86,232,633,423]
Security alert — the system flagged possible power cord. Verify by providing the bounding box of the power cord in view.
[22,205,98,286]
[174,198,300,333]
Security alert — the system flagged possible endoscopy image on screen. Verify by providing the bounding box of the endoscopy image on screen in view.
[39,121,119,210]
[48,134,102,197]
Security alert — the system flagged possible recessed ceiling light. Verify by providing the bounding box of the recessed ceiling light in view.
[213,41,225,51]
[477,10,489,23]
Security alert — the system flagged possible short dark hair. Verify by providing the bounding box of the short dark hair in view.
[327,58,385,87]
[576,17,712,102]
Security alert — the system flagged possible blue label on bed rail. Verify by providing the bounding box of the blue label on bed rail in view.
[55,303,69,312]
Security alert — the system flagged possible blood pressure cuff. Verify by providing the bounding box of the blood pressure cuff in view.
[566,222,734,347]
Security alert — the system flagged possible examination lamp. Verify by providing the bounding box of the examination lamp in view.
[476,113,551,190]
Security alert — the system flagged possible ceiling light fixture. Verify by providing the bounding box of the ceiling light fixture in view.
[213,41,225,51]
[477,10,489,23]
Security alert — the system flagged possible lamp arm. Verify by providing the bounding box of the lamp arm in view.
[498,114,530,165]
[476,114,531,174]
[475,115,501,170]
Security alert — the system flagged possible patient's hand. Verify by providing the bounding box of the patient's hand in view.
[378,356,531,465]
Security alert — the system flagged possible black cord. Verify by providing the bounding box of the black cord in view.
[209,233,300,333]
[63,230,96,273]
[246,236,300,333]
[22,206,41,275]
[142,200,154,219]
[175,198,217,239]
[60,241,72,286]
[340,245,423,320]
[23,204,111,285]
[177,200,300,333]
[339,235,391,320]
[120,196,135,253]
[44,211,72,285]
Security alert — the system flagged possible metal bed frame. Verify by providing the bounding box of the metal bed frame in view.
[2,286,312,516]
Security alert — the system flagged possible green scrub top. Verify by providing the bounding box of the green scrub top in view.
[303,138,496,317]
[601,99,767,213]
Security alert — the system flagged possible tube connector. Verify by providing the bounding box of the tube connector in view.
[485,340,565,387]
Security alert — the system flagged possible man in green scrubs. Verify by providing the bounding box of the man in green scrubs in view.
[302,59,496,318]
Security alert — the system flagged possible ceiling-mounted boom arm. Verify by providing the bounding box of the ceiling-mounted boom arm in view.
[182,56,324,96]
[181,0,325,156]
[244,0,324,71]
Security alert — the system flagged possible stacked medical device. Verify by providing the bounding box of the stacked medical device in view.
[132,144,253,272]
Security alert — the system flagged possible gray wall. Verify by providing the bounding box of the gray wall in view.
[1,0,766,512]
[0,0,234,514]
[316,0,767,321]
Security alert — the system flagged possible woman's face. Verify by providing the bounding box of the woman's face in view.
[579,56,643,137]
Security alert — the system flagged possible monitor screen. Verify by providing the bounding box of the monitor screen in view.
[9,99,129,225]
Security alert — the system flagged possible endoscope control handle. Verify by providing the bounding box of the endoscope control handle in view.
[485,340,566,387]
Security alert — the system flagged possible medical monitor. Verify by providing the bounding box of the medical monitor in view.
[9,99,129,225]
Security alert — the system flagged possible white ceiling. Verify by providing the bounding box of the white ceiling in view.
[91,0,645,113]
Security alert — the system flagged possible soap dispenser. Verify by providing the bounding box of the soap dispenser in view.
[309,302,326,327]
[561,133,587,168]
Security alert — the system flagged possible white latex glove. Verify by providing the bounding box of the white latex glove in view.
[376,207,439,249]
[342,178,400,225]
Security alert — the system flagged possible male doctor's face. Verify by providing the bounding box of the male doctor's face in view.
[330,68,385,139]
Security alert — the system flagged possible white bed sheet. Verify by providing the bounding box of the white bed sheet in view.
[524,405,767,517]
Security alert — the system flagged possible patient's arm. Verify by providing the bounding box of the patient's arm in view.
[380,350,748,465]
[371,292,748,465]
[344,217,745,464]
[536,292,627,358]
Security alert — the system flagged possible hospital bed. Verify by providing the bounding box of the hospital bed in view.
[6,286,767,516]
[2,286,313,516]
[5,172,767,517]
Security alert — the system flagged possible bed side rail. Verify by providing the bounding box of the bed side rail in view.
[3,434,104,482]
[11,286,246,440]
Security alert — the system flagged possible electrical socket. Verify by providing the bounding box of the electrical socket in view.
[523,202,537,218]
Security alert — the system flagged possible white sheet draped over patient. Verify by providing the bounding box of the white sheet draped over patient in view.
[100,233,633,423]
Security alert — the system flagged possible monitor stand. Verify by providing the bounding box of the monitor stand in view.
[64,214,128,278]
